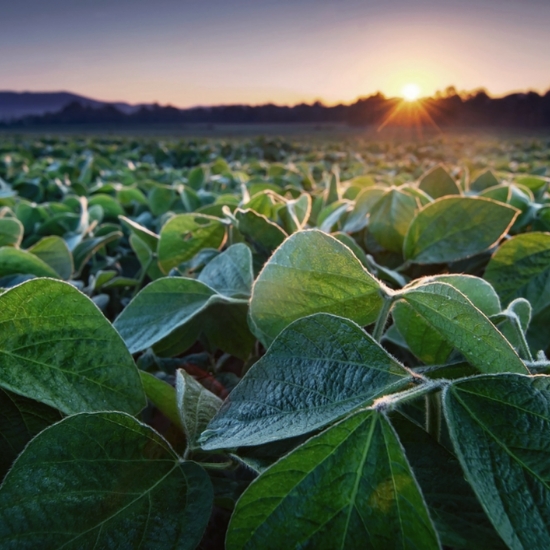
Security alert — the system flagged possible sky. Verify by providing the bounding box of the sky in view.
[2,0,550,107]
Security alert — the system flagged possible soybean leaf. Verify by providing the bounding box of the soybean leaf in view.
[226,410,439,550]
[444,374,550,549]
[0,388,61,481]
[317,200,350,233]
[198,243,253,298]
[391,413,506,550]
[249,230,383,347]
[0,247,60,279]
[397,281,527,374]
[342,186,386,233]
[0,279,145,415]
[114,277,215,353]
[148,185,176,216]
[0,218,23,247]
[72,230,122,275]
[88,194,125,221]
[129,234,164,281]
[393,275,501,364]
[278,193,311,233]
[158,213,226,274]
[120,215,159,251]
[490,298,533,357]
[484,232,550,315]
[403,197,518,264]
[234,208,287,255]
[177,370,222,452]
[196,301,255,361]
[0,412,213,550]
[200,314,411,449]
[470,169,500,192]
[140,371,182,428]
[369,188,418,253]
[242,191,281,219]
[418,165,461,198]
[114,277,247,354]
[480,184,509,203]
[28,236,73,280]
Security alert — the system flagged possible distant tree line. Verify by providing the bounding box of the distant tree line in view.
[3,88,550,128]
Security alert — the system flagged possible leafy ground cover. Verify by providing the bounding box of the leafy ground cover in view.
[0,133,550,548]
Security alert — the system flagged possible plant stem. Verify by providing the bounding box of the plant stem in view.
[511,316,533,362]
[425,392,442,442]
[372,294,394,342]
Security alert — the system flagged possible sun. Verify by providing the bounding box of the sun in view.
[402,83,421,102]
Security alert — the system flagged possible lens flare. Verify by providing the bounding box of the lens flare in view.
[402,83,421,102]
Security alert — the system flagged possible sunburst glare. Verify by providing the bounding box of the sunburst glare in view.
[402,83,422,102]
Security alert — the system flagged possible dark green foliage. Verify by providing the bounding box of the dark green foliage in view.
[0,134,549,548]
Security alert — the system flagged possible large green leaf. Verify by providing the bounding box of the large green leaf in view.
[28,236,73,280]
[418,165,461,199]
[397,281,527,374]
[249,230,383,347]
[403,197,518,264]
[198,243,253,298]
[226,410,440,550]
[113,277,247,354]
[0,388,61,481]
[200,314,411,449]
[0,279,145,415]
[444,374,550,549]
[158,213,226,274]
[369,188,418,253]
[393,275,501,364]
[0,247,60,279]
[0,412,213,549]
[484,232,550,315]
[391,413,506,550]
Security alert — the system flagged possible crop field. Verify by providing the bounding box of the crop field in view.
[1,132,550,549]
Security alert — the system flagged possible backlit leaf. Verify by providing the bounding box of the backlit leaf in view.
[249,230,383,347]
[403,196,518,264]
[158,213,226,274]
[0,279,145,415]
[398,281,527,374]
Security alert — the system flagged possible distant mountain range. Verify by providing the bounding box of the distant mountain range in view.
[0,91,147,121]
[2,89,550,129]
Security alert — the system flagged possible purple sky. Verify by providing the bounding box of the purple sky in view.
[2,0,550,106]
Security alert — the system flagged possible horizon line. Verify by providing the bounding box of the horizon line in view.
[2,85,550,111]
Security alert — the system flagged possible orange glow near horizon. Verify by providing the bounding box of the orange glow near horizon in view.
[378,95,441,137]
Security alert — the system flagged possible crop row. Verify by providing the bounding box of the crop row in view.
[0,135,549,549]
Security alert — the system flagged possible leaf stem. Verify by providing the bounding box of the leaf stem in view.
[372,293,394,342]
[425,392,442,442]
[510,316,533,362]
[372,377,444,412]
